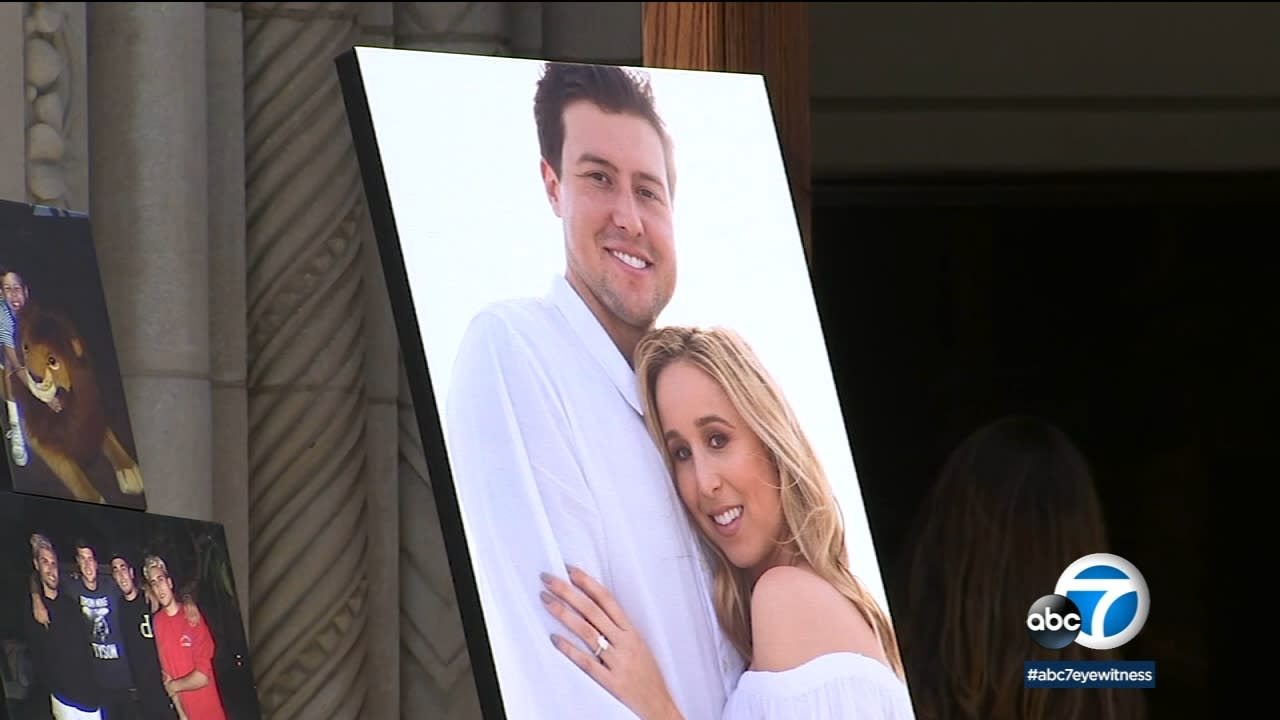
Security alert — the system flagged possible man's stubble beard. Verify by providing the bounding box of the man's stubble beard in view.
[593,277,667,331]
[567,250,666,329]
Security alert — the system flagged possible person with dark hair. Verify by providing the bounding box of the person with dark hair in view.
[532,62,678,206]
[0,266,63,467]
[894,415,1147,720]
[444,62,741,718]
[110,553,179,719]
[0,265,30,465]
[70,540,139,720]
[25,533,103,719]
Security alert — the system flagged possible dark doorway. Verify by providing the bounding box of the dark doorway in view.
[811,172,1263,718]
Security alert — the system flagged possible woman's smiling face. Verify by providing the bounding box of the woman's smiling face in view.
[654,359,786,573]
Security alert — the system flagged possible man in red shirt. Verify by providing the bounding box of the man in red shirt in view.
[141,555,227,720]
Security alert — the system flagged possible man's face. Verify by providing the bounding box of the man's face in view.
[111,558,136,596]
[76,547,97,586]
[147,568,175,608]
[35,548,58,592]
[2,273,26,314]
[543,101,676,340]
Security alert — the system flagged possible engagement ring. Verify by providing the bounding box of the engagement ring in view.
[594,634,610,658]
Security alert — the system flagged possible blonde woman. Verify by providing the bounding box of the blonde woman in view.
[540,326,916,719]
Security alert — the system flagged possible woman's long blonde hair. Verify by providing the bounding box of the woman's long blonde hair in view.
[634,325,904,678]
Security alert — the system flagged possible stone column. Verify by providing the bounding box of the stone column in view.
[389,6,520,717]
[353,7,401,720]
[88,3,212,521]
[393,2,513,53]
[206,0,250,626]
[0,3,24,201]
[542,2,640,63]
[243,4,371,718]
[395,363,482,719]
[25,1,89,212]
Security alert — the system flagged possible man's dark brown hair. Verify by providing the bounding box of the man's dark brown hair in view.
[533,62,676,199]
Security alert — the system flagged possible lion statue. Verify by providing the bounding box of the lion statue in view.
[12,300,143,503]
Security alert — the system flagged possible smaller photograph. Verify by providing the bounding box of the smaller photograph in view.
[0,199,146,510]
[0,492,261,720]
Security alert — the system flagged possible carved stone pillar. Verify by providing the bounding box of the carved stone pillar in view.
[24,1,89,211]
[396,362,483,719]
[0,3,23,201]
[206,0,250,628]
[393,2,513,54]
[389,5,519,717]
[242,3,371,718]
[88,3,212,521]
[353,7,401,720]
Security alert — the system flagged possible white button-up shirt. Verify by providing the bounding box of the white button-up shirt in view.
[444,274,743,720]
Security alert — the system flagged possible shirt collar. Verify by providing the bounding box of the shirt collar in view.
[547,274,644,415]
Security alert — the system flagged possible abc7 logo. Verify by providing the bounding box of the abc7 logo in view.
[1026,553,1149,651]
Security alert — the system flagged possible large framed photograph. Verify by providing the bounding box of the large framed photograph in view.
[0,492,260,720]
[339,48,917,719]
[0,199,146,510]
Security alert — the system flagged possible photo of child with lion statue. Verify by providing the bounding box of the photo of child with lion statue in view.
[0,199,146,511]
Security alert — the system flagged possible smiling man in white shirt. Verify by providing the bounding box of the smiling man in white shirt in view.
[444,62,743,719]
